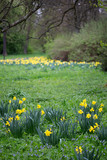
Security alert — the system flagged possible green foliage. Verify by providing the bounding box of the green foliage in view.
[0,101,9,117]
[9,117,23,138]
[7,32,25,55]
[0,32,25,55]
[96,125,107,141]
[44,107,66,125]
[37,127,60,146]
[58,120,77,139]
[45,18,107,62]
[24,109,41,135]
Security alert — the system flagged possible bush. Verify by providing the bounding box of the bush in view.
[45,18,107,62]
[101,57,107,71]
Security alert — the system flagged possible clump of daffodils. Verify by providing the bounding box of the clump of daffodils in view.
[77,99,104,133]
[16,108,26,114]
[75,146,82,154]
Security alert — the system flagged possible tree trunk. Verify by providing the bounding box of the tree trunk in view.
[24,23,31,54]
[3,31,7,60]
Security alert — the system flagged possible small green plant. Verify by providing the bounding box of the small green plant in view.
[44,107,66,125]
[77,99,103,133]
[24,109,41,135]
[96,125,107,141]
[5,115,23,138]
[0,100,9,117]
[74,146,102,160]
[37,127,60,146]
[58,120,77,139]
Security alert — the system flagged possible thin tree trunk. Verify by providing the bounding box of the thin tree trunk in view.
[24,23,31,54]
[3,31,7,60]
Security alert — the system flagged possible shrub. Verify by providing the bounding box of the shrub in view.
[101,57,107,72]
[45,18,107,62]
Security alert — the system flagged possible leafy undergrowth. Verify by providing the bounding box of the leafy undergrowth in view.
[0,58,107,160]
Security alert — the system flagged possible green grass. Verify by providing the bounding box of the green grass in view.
[0,61,107,159]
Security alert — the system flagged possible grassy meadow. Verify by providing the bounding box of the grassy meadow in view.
[0,55,107,160]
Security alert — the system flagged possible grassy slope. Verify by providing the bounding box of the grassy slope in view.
[0,64,107,159]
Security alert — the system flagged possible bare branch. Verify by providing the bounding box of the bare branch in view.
[0,2,9,15]
[1,0,14,21]
[1,4,41,33]
[29,0,79,39]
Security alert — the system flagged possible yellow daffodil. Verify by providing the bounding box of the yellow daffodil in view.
[84,103,87,108]
[8,117,13,122]
[5,121,10,126]
[93,114,98,119]
[75,146,79,154]
[16,109,22,114]
[44,129,53,136]
[99,108,103,112]
[80,102,84,106]
[89,126,94,132]
[15,115,20,121]
[83,99,86,103]
[60,116,65,121]
[94,123,99,129]
[92,101,96,105]
[78,110,83,114]
[22,97,26,101]
[100,103,104,107]
[21,108,26,113]
[75,146,82,154]
[79,146,82,154]
[86,113,91,119]
[90,108,94,112]
[19,100,23,104]
[37,104,41,109]
[9,100,11,103]
[13,96,16,100]
[41,110,45,115]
